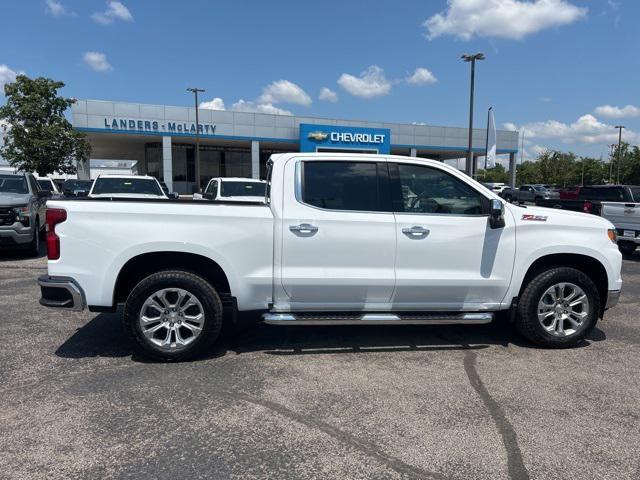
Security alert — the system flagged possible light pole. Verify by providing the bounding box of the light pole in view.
[608,143,615,184]
[187,87,205,192]
[615,125,624,184]
[462,52,485,177]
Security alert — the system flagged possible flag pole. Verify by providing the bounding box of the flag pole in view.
[485,106,492,170]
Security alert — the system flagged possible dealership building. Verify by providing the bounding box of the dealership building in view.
[71,99,520,194]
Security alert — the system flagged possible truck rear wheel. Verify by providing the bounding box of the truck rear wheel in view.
[516,267,599,348]
[123,270,223,361]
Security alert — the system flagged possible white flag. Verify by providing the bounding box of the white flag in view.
[485,107,497,169]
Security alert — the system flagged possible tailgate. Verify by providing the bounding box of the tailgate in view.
[601,202,640,231]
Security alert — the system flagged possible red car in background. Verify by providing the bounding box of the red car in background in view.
[559,186,581,199]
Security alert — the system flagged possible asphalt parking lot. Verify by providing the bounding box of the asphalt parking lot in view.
[0,247,639,480]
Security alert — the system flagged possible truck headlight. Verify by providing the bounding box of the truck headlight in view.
[608,229,617,243]
[12,205,30,226]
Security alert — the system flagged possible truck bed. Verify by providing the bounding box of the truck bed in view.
[47,197,274,311]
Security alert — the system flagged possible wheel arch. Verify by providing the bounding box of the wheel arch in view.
[518,253,608,315]
[112,251,232,306]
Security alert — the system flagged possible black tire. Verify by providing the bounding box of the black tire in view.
[123,270,224,361]
[27,218,40,257]
[516,267,599,348]
[618,241,637,256]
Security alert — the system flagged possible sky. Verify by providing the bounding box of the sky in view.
[0,0,639,163]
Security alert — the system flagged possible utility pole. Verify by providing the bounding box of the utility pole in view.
[461,53,485,177]
[187,87,205,193]
[615,125,624,184]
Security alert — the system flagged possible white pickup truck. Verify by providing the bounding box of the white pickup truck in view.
[38,153,623,360]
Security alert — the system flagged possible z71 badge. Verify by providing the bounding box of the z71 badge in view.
[522,214,548,221]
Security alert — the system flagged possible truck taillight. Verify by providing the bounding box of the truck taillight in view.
[46,208,67,260]
[583,201,592,213]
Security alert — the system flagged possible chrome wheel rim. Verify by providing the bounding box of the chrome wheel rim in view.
[537,282,589,337]
[139,288,205,351]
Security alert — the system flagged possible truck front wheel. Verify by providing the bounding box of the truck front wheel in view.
[516,267,599,348]
[123,270,223,361]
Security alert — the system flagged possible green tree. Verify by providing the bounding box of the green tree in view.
[621,146,640,184]
[515,160,542,185]
[608,142,640,185]
[0,75,90,175]
[477,163,508,183]
[573,157,607,185]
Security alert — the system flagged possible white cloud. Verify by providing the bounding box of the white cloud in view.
[45,0,66,16]
[231,99,292,116]
[92,1,133,24]
[0,64,19,91]
[318,87,338,103]
[594,104,640,119]
[199,79,312,116]
[406,67,437,85]
[83,52,112,72]
[258,80,311,106]
[199,97,225,110]
[505,114,639,146]
[338,65,391,99]
[424,0,587,40]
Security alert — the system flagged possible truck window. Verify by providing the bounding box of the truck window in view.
[580,187,625,201]
[28,175,40,193]
[204,180,218,195]
[393,163,484,215]
[631,187,640,202]
[301,161,384,212]
[0,175,28,194]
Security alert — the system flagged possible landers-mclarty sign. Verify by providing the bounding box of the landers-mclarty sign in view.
[103,118,217,135]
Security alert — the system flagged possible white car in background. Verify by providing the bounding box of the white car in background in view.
[193,177,266,202]
[89,175,172,199]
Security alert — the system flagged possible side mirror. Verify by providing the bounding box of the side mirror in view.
[192,193,203,200]
[489,198,505,229]
[168,192,179,199]
[202,192,216,200]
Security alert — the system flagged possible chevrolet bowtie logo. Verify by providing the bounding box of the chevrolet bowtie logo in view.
[307,131,328,141]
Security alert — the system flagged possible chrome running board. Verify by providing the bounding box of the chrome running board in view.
[262,312,493,326]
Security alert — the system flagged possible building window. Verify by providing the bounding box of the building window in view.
[260,147,297,179]
[144,143,163,181]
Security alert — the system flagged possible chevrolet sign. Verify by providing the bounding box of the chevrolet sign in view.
[299,123,391,154]
[307,131,329,141]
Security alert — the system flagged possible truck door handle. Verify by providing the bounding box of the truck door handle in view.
[402,226,429,238]
[289,223,318,234]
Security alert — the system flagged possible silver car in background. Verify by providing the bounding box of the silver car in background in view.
[0,172,48,255]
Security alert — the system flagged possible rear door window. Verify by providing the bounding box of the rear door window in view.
[301,161,389,212]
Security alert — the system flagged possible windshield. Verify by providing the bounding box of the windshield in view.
[64,180,93,190]
[37,179,54,191]
[92,177,164,196]
[220,181,266,198]
[0,175,28,194]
